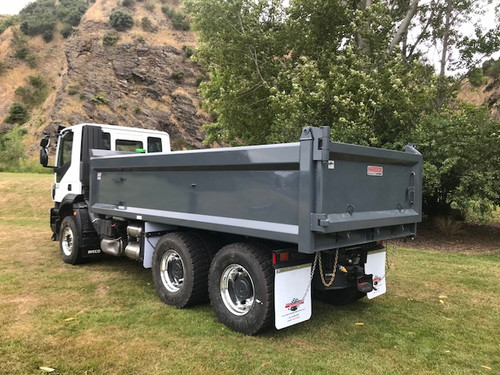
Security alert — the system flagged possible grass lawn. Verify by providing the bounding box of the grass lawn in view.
[0,173,498,374]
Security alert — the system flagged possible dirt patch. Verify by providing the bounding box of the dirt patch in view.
[393,220,500,254]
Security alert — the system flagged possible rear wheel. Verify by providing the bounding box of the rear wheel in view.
[152,232,210,308]
[59,216,84,265]
[209,243,274,335]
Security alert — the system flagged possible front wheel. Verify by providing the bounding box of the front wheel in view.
[209,243,274,335]
[59,216,84,265]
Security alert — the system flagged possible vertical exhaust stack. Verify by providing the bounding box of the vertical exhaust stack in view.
[125,225,143,260]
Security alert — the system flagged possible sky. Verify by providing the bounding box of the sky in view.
[0,0,34,15]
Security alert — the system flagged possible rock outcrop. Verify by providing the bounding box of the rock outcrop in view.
[48,0,209,149]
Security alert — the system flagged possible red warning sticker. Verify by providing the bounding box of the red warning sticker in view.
[367,165,383,176]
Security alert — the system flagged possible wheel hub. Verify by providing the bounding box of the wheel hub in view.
[234,277,252,300]
[172,259,184,279]
[220,264,255,316]
[160,250,185,293]
[61,226,74,256]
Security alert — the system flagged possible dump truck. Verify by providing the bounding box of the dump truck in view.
[40,123,422,335]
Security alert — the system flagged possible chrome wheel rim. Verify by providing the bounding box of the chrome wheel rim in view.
[160,250,185,293]
[220,264,255,316]
[61,225,74,257]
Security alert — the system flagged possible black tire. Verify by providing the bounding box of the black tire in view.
[208,242,274,335]
[59,216,84,265]
[315,287,366,306]
[191,231,223,259]
[152,232,210,308]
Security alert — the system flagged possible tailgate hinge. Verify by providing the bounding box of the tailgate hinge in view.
[310,127,331,162]
[311,213,329,230]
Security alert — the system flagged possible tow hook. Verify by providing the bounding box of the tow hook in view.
[357,275,374,293]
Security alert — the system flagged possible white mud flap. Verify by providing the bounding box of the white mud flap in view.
[365,249,386,299]
[274,263,312,330]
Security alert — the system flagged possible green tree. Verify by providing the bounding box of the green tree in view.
[18,0,89,41]
[186,0,437,146]
[413,105,500,221]
[186,0,500,218]
[0,126,27,171]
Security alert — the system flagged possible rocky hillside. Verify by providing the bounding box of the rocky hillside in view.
[458,78,500,121]
[0,0,209,155]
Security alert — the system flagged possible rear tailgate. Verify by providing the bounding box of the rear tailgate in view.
[298,127,422,253]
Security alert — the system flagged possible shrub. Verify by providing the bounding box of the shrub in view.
[171,71,184,82]
[103,31,120,46]
[0,16,19,35]
[29,75,45,88]
[122,0,135,7]
[91,92,108,104]
[15,47,29,60]
[67,85,78,95]
[109,9,134,31]
[0,126,27,171]
[145,0,155,12]
[0,60,6,75]
[182,45,194,58]
[20,18,56,37]
[161,5,190,31]
[14,75,48,107]
[25,54,37,68]
[42,29,53,42]
[195,74,206,87]
[141,16,156,32]
[468,67,486,87]
[61,24,73,38]
[482,58,500,79]
[415,105,500,222]
[5,103,29,124]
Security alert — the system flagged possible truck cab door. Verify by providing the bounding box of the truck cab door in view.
[54,129,81,203]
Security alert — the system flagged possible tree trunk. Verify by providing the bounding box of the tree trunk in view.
[356,0,373,53]
[389,0,420,52]
[439,2,452,78]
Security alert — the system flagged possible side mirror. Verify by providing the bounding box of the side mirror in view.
[40,147,49,167]
[40,137,50,148]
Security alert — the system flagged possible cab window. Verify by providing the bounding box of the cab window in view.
[58,131,73,167]
[102,132,111,150]
[56,131,73,183]
[148,137,162,152]
[116,139,143,152]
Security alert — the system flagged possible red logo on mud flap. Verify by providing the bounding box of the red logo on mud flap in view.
[367,165,383,176]
[285,298,304,311]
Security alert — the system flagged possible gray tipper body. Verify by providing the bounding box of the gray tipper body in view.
[88,126,422,254]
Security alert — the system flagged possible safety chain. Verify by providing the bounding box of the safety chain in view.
[301,251,319,302]
[318,249,339,287]
[301,249,340,302]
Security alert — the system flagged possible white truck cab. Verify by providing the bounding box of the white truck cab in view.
[44,123,171,203]
[40,123,171,241]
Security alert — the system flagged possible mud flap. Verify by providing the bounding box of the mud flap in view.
[274,263,312,330]
[365,249,386,299]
